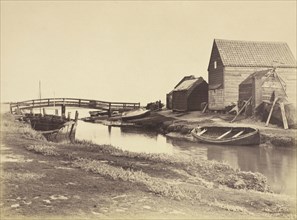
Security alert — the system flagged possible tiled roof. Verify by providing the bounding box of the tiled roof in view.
[174,77,204,91]
[240,68,286,85]
[215,39,297,68]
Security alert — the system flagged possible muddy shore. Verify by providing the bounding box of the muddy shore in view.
[126,110,296,148]
[1,113,296,219]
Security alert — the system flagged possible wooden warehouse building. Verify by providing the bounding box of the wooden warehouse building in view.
[171,76,208,112]
[207,39,297,111]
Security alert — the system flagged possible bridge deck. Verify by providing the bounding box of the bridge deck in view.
[10,98,141,114]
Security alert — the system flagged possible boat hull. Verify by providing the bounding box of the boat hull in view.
[121,109,151,121]
[25,114,78,143]
[191,126,260,146]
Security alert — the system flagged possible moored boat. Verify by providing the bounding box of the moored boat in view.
[121,108,150,121]
[24,112,79,143]
[191,126,260,145]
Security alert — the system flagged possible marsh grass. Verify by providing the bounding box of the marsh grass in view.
[72,158,200,201]
[2,113,45,140]
[26,144,59,156]
[2,172,45,181]
[72,142,271,192]
[207,199,252,214]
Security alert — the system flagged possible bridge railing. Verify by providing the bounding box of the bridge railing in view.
[10,98,141,113]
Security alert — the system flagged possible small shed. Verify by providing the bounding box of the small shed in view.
[172,77,208,112]
[166,75,195,110]
[238,68,287,113]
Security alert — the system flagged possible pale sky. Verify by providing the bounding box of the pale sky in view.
[1,1,296,105]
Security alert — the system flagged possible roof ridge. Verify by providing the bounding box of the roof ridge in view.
[214,38,288,45]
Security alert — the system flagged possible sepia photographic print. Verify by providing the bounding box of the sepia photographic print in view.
[1,1,296,219]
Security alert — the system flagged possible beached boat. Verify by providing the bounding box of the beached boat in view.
[24,113,78,143]
[89,110,108,117]
[121,108,150,121]
[39,121,78,142]
[191,126,260,145]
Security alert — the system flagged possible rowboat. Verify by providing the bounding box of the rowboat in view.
[121,108,150,121]
[191,126,260,145]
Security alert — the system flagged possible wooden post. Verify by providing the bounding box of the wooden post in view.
[61,105,66,119]
[231,97,252,123]
[265,97,278,127]
[67,112,71,120]
[74,110,79,122]
[202,103,208,113]
[79,99,81,107]
[279,102,288,129]
[43,108,46,116]
[108,103,111,117]
[55,109,59,115]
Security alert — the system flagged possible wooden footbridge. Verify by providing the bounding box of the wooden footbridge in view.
[10,98,141,116]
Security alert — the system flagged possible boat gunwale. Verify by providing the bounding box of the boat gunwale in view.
[191,126,259,145]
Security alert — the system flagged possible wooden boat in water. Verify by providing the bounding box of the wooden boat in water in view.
[89,110,108,117]
[191,126,260,145]
[24,112,78,143]
[121,108,150,121]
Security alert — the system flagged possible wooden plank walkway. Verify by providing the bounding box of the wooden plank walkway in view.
[10,98,141,114]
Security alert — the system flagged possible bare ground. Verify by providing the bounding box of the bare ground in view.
[1,113,296,219]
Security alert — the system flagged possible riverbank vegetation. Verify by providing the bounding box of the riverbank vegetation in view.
[1,113,296,219]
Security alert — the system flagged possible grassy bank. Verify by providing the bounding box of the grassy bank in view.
[1,113,296,219]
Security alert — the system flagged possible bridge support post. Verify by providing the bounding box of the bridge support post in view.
[61,105,66,119]
[108,103,111,117]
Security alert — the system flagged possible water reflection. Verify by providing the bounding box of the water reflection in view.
[76,121,174,154]
[76,121,296,195]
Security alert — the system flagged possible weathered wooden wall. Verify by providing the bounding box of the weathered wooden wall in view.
[187,81,208,111]
[208,43,224,86]
[208,42,224,110]
[172,91,187,111]
[224,67,297,109]
[277,68,297,105]
[166,93,173,109]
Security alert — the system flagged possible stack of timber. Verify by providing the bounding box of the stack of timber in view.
[24,111,79,143]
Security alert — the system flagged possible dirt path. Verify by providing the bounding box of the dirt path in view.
[1,114,296,219]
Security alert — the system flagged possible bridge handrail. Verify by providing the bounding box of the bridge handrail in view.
[10,98,140,106]
[10,98,141,112]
